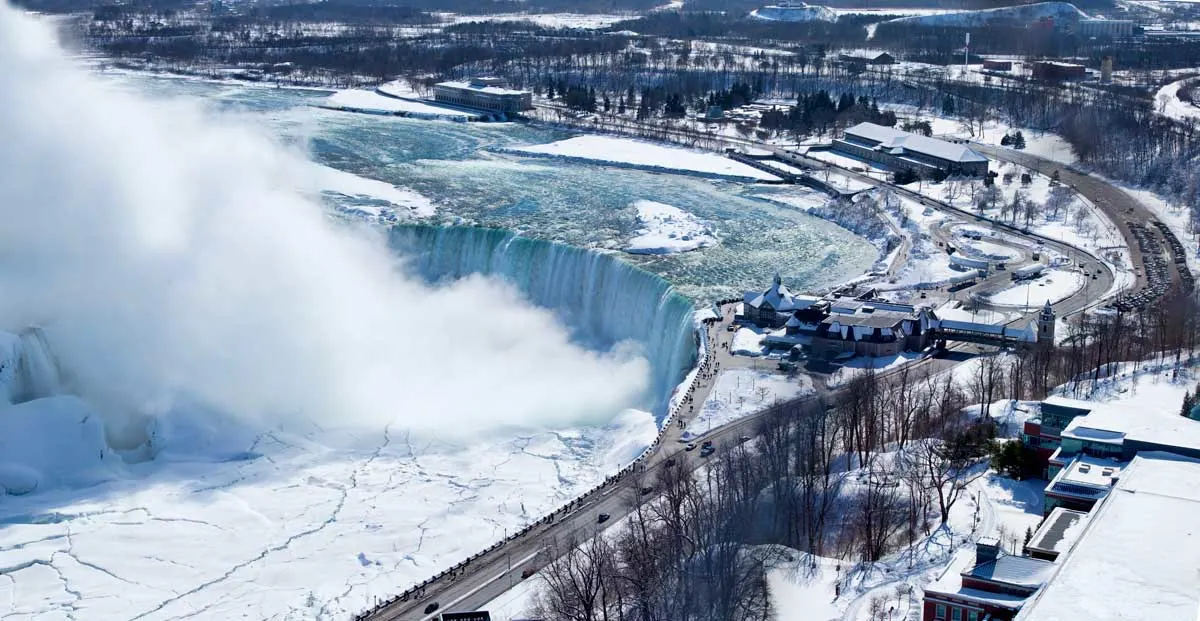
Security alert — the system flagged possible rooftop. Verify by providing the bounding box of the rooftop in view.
[1054,454,1122,489]
[1025,508,1088,556]
[843,122,989,164]
[967,555,1057,589]
[925,550,1047,610]
[1059,401,1200,453]
[1018,452,1200,620]
[435,79,530,97]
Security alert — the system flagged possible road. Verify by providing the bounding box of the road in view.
[360,304,963,621]
[360,130,1140,621]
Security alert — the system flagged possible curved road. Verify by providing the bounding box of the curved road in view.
[359,136,1141,621]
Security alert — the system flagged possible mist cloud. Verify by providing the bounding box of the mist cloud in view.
[0,5,652,443]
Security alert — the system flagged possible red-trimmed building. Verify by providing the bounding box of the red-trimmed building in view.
[922,540,1055,621]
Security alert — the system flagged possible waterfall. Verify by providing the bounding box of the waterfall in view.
[389,225,698,420]
[11,327,64,404]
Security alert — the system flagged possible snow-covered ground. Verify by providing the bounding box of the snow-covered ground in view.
[935,301,1019,325]
[731,326,767,357]
[827,352,924,388]
[624,200,718,255]
[1155,76,1200,122]
[436,12,633,29]
[886,2,1087,27]
[311,164,437,219]
[0,393,660,619]
[504,135,782,182]
[680,369,814,441]
[321,89,478,121]
[987,268,1087,307]
[751,4,836,22]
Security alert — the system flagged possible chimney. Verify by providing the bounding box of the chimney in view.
[976,538,1001,564]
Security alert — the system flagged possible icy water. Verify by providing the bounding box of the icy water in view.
[111,74,876,304]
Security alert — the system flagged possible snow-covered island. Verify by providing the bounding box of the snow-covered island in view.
[502,135,783,182]
[625,200,718,255]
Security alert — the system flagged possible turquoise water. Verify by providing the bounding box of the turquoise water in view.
[111,74,877,305]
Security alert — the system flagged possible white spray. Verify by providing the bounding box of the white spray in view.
[0,5,652,446]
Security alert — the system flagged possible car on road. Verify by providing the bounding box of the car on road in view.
[726,324,736,332]
[685,443,696,451]
[739,435,752,443]
[700,446,715,457]
[424,602,440,615]
[640,486,654,495]
[597,513,611,524]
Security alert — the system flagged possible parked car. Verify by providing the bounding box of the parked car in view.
[640,486,654,495]
[597,513,611,524]
[424,602,440,615]
[685,443,697,451]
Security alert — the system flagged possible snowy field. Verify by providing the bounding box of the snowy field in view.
[436,12,632,29]
[321,89,477,121]
[987,269,1086,307]
[680,369,814,441]
[624,200,717,255]
[505,135,782,182]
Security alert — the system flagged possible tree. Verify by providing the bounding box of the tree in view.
[909,427,989,525]
[1183,389,1195,418]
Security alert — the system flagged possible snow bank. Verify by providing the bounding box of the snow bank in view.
[731,327,767,357]
[311,164,436,218]
[320,89,477,121]
[504,135,782,182]
[887,2,1086,26]
[0,396,116,494]
[625,200,718,255]
[682,369,814,440]
[752,4,836,22]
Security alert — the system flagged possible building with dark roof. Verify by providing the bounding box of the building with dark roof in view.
[833,122,990,178]
[923,540,1056,621]
[1024,508,1087,562]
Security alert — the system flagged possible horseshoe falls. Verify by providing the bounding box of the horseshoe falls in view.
[391,225,697,418]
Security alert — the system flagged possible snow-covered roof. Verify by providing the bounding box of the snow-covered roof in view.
[743,275,819,313]
[844,122,989,164]
[967,555,1057,589]
[1018,453,1200,621]
[1025,508,1088,557]
[1059,403,1200,453]
[1053,454,1122,488]
[925,550,1039,610]
[435,80,529,96]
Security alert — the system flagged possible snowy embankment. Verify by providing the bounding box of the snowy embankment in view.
[681,369,814,441]
[751,4,836,22]
[731,327,767,357]
[1155,76,1200,123]
[625,200,718,255]
[318,89,479,121]
[886,1,1086,26]
[502,135,782,182]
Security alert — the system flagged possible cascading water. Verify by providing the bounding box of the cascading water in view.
[390,225,698,419]
[11,327,64,404]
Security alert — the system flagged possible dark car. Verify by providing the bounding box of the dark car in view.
[640,486,654,495]
[597,513,611,524]
[424,602,439,614]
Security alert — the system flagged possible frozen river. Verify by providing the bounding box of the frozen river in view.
[114,73,876,304]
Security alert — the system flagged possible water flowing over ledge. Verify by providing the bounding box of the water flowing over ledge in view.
[389,225,698,421]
